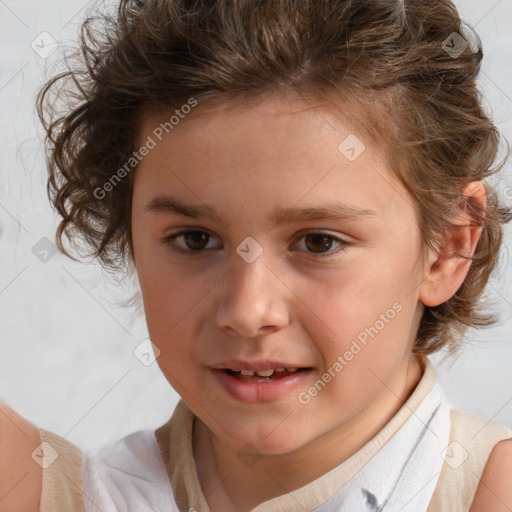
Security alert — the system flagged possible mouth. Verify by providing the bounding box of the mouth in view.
[212,363,314,403]
[222,367,312,383]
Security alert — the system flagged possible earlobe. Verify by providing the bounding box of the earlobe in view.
[419,181,487,308]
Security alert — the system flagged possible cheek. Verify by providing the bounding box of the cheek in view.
[138,268,193,341]
[138,270,201,388]
[294,262,408,333]
[294,259,418,371]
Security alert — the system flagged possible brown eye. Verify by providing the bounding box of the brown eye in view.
[182,231,210,250]
[304,234,337,253]
[295,231,347,257]
[163,230,218,255]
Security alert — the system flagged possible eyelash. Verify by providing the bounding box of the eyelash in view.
[161,229,350,258]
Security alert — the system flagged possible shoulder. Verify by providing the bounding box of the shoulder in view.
[427,408,512,512]
[38,427,83,507]
[469,438,512,512]
[0,400,42,512]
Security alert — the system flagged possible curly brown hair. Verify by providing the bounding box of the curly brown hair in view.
[37,0,511,355]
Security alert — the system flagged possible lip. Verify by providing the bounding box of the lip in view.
[212,367,313,403]
[212,359,310,371]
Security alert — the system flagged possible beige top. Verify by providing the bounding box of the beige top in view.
[427,407,512,512]
[38,428,84,511]
[39,360,512,511]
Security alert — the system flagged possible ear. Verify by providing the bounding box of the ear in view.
[419,181,487,307]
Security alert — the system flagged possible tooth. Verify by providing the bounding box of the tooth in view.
[256,369,275,377]
[240,369,256,376]
[286,368,299,373]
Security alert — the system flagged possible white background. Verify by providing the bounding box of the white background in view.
[0,0,511,453]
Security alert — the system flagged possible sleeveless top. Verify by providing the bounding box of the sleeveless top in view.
[38,357,512,512]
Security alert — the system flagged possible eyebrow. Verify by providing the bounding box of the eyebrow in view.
[145,196,378,225]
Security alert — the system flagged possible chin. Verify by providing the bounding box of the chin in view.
[214,421,310,456]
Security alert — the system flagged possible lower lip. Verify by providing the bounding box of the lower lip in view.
[212,369,312,403]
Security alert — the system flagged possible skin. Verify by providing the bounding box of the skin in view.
[127,93,503,512]
[0,399,41,512]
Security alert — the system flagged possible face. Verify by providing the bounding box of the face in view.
[131,95,426,455]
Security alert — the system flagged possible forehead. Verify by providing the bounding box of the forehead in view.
[133,96,415,223]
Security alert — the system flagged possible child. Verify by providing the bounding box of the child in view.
[32,0,512,510]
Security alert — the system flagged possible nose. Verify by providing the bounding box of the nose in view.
[214,249,290,338]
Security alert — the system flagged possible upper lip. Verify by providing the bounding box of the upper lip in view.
[212,360,311,371]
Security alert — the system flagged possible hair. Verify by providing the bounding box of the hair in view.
[37,0,512,355]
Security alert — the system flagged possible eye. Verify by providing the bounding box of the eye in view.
[162,230,219,254]
[293,231,348,257]
[162,229,348,258]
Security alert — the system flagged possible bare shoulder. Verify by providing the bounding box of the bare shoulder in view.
[0,400,42,512]
[469,438,512,512]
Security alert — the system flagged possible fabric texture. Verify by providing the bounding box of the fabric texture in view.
[39,428,84,512]
[81,429,177,512]
[427,408,512,512]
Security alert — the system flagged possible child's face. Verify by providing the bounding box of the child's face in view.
[131,95,426,454]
